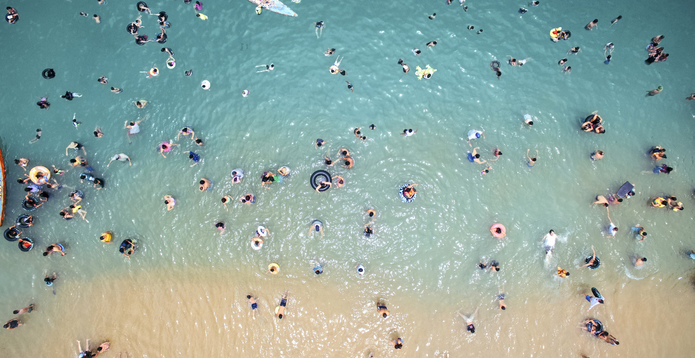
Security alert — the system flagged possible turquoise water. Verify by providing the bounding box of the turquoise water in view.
[1,0,695,356]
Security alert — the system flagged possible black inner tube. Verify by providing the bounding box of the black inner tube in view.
[137,1,148,11]
[42,68,55,79]
[310,170,331,192]
[585,255,601,269]
[16,215,32,228]
[22,199,37,211]
[18,238,34,252]
[4,228,20,242]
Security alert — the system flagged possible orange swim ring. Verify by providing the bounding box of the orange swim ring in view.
[490,224,506,238]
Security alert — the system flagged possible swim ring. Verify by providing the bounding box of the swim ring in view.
[16,215,33,228]
[311,220,323,232]
[550,27,561,39]
[415,65,437,80]
[490,224,506,238]
[42,68,55,79]
[4,227,20,242]
[398,184,417,203]
[591,287,603,299]
[268,262,280,274]
[137,2,149,11]
[100,231,112,243]
[22,198,38,211]
[356,264,365,275]
[585,255,601,269]
[201,80,210,90]
[29,166,50,185]
[278,166,290,176]
[252,238,263,250]
[490,61,501,71]
[587,319,604,336]
[231,168,244,183]
[652,197,666,207]
[310,170,331,192]
[18,238,34,252]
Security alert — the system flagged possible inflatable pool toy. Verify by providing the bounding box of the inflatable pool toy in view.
[278,166,290,176]
[550,27,561,40]
[16,215,33,228]
[356,264,365,275]
[248,0,297,17]
[585,255,601,269]
[231,168,244,184]
[310,170,331,192]
[616,181,635,198]
[100,231,112,243]
[4,227,20,242]
[22,198,38,211]
[42,68,56,79]
[18,238,34,252]
[398,184,417,203]
[586,319,603,336]
[490,224,506,238]
[415,65,436,80]
[252,237,263,250]
[490,61,501,71]
[651,197,666,207]
[201,80,210,90]
[242,90,250,97]
[29,166,50,185]
[268,262,280,274]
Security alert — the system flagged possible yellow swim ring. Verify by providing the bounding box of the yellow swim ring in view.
[550,27,561,39]
[415,65,437,80]
[100,231,112,243]
[29,166,50,185]
[268,262,280,274]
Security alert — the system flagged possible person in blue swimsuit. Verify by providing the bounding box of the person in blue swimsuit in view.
[247,295,258,319]
[187,151,201,167]
[526,149,538,167]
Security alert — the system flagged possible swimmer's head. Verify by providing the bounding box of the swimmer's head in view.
[549,230,555,235]
[278,314,283,319]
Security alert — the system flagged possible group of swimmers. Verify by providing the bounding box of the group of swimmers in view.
[645,35,669,65]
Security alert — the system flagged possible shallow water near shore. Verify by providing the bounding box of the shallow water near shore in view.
[1,0,695,356]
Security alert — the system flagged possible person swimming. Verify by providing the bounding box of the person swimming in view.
[542,230,557,257]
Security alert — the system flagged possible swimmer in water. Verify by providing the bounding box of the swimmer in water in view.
[324,154,335,167]
[585,19,598,30]
[135,100,148,108]
[315,138,327,149]
[458,308,478,334]
[332,175,345,188]
[376,301,390,318]
[489,148,502,162]
[591,150,604,161]
[580,246,599,269]
[611,15,622,26]
[497,292,506,310]
[324,48,335,56]
[43,243,66,257]
[633,226,647,241]
[164,195,176,211]
[256,63,275,73]
[401,128,417,136]
[28,129,41,144]
[558,58,568,65]
[634,256,647,266]
[199,178,212,191]
[93,14,100,23]
[554,267,570,277]
[309,220,324,238]
[240,194,256,204]
[428,13,436,20]
[159,141,178,158]
[470,147,486,164]
[426,40,437,48]
[221,195,233,210]
[110,87,123,93]
[247,294,258,319]
[13,304,35,315]
[412,48,421,56]
[354,127,366,140]
[315,179,332,192]
[526,149,538,166]
[568,47,581,54]
[36,96,50,109]
[542,230,557,258]
[346,81,353,92]
[275,292,289,319]
[562,66,572,73]
[107,153,131,167]
[397,59,410,74]
[342,157,354,169]
[178,127,195,140]
[215,222,225,235]
[98,76,108,84]
[363,225,374,237]
[330,56,343,75]
[646,86,663,96]
[314,20,324,38]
